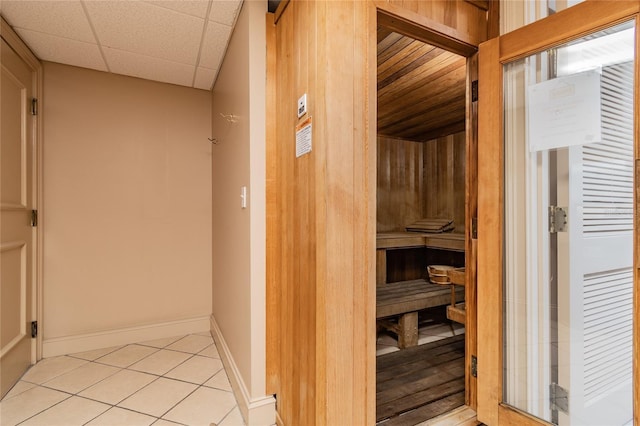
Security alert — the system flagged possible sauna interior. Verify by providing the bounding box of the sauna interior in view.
[375,25,469,425]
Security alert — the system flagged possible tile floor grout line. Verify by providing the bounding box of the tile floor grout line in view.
[156,383,203,421]
[66,345,124,362]
[5,334,238,426]
[214,403,238,426]
[14,392,73,426]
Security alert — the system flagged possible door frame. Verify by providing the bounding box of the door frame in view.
[371,1,495,413]
[476,1,640,424]
[1,17,43,362]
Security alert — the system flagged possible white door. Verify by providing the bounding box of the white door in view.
[556,60,634,426]
[1,37,36,398]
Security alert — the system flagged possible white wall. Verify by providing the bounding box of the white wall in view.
[42,62,212,356]
[211,0,272,424]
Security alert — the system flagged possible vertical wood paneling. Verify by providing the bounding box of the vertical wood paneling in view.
[265,12,278,395]
[268,0,489,424]
[422,132,466,233]
[270,1,375,424]
[377,136,424,232]
[377,133,465,234]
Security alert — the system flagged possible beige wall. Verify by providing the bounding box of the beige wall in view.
[42,62,212,343]
[211,0,266,402]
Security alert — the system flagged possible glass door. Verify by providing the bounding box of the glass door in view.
[477,2,639,425]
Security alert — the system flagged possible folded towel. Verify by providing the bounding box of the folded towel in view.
[405,218,454,233]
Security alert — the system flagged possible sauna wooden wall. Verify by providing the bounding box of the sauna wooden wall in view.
[267,1,490,425]
[268,1,375,425]
[377,132,466,234]
[423,132,466,233]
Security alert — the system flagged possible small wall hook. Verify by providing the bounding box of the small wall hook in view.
[208,137,219,144]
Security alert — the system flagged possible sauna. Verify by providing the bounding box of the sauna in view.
[375,25,471,425]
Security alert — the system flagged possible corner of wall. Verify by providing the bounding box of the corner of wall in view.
[210,315,275,426]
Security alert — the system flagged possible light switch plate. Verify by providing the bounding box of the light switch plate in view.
[297,94,307,118]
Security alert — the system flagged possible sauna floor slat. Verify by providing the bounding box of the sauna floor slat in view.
[376,335,465,425]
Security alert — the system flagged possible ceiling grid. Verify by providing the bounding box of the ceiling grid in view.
[0,0,243,90]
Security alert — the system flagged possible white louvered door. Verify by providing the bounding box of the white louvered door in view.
[556,61,634,426]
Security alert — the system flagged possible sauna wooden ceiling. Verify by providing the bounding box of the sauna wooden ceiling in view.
[377,29,467,142]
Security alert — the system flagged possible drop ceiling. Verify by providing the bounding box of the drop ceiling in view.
[377,28,467,142]
[0,0,244,91]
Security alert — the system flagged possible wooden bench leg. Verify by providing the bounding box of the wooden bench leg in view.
[397,312,418,348]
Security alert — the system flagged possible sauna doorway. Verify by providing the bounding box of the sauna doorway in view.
[374,16,478,425]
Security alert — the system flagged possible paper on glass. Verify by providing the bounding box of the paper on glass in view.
[527,70,601,152]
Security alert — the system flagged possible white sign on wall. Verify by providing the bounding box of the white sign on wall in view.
[527,70,601,152]
[296,116,312,158]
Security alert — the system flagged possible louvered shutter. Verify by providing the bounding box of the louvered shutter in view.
[558,62,633,426]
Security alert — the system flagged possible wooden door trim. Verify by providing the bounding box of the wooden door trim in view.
[465,53,479,410]
[476,35,502,426]
[375,1,478,57]
[265,11,278,396]
[499,0,640,63]
[478,2,640,425]
[498,404,552,426]
[373,0,487,417]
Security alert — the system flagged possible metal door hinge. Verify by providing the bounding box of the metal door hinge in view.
[550,382,569,413]
[471,217,478,239]
[471,80,478,102]
[31,321,38,338]
[31,210,38,227]
[471,355,477,378]
[549,206,567,233]
[31,98,38,116]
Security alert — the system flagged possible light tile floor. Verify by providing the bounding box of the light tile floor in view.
[0,332,244,426]
[376,318,465,356]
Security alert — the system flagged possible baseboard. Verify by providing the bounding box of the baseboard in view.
[42,315,210,358]
[210,315,276,426]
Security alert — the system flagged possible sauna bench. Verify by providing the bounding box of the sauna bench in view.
[377,279,464,348]
[376,232,465,286]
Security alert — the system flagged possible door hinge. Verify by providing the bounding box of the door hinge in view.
[31,98,38,116]
[31,210,38,227]
[471,355,477,378]
[471,80,478,102]
[471,217,478,239]
[31,321,38,338]
[550,382,569,414]
[549,206,567,233]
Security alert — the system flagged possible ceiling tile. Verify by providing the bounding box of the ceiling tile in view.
[1,0,95,43]
[209,0,242,26]
[103,47,195,87]
[143,0,210,19]
[14,29,108,72]
[194,67,217,90]
[84,0,204,65]
[198,21,231,70]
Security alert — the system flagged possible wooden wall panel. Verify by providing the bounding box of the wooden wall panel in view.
[422,132,466,233]
[377,132,465,234]
[268,0,488,424]
[270,1,375,425]
[377,136,424,232]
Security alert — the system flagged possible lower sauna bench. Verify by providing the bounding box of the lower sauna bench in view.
[376,334,465,425]
[377,279,464,349]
